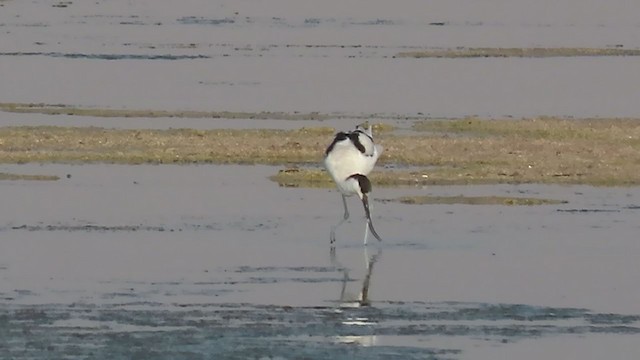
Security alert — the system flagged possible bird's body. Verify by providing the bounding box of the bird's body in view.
[324,129,380,192]
[324,123,383,245]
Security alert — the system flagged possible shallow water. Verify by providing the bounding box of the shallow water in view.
[2,0,640,119]
[1,164,639,358]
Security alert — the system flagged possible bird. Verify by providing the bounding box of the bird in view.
[324,122,383,245]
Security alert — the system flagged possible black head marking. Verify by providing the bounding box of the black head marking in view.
[325,132,348,155]
[347,174,371,194]
[354,128,373,142]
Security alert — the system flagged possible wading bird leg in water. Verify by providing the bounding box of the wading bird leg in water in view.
[330,194,350,244]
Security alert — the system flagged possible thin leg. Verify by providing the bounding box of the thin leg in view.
[361,194,383,245]
[330,194,350,244]
[363,220,370,246]
[342,194,349,220]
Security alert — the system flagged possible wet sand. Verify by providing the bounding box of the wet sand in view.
[2,0,640,358]
[1,165,640,359]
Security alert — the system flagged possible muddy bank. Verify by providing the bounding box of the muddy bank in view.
[2,118,640,185]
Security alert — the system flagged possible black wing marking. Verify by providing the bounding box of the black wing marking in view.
[353,129,373,142]
[326,131,367,155]
[325,132,348,156]
[347,132,366,153]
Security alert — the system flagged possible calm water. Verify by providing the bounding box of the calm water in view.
[2,0,640,119]
[1,164,639,359]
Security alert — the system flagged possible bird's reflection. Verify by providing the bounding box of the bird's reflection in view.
[330,246,381,307]
[330,246,381,346]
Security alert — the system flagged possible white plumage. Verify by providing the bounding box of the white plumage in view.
[324,123,383,245]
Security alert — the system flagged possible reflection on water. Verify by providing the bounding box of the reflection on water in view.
[333,334,377,347]
[1,163,639,358]
[330,246,381,307]
[330,246,382,346]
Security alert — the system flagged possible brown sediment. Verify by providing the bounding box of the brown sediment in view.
[0,172,59,181]
[405,117,640,186]
[0,126,334,165]
[0,116,639,186]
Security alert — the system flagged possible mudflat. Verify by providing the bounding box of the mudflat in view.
[2,115,640,186]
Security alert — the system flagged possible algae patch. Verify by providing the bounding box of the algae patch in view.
[0,102,331,121]
[0,172,59,181]
[1,117,640,186]
[0,126,335,165]
[397,47,640,58]
[269,167,455,188]
[0,102,408,122]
